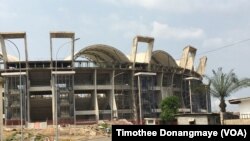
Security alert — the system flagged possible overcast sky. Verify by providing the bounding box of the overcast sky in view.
[1,0,250,112]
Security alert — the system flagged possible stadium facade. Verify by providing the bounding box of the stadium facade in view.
[0,32,210,125]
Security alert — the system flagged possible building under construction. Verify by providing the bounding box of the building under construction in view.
[0,32,210,125]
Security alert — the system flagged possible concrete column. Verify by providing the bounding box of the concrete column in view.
[4,79,8,125]
[111,71,114,120]
[51,77,56,125]
[71,36,75,68]
[72,76,76,125]
[159,72,164,99]
[188,80,192,113]
[146,40,154,71]
[113,96,118,119]
[94,69,99,121]
[196,56,207,76]
[26,80,30,122]
[130,37,138,69]
[24,34,29,68]
[137,76,142,124]
[131,70,137,123]
[0,77,3,141]
[170,69,176,96]
[179,46,197,71]
[111,70,118,120]
[49,33,53,68]
[0,36,8,62]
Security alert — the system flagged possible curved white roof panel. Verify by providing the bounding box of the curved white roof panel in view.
[151,50,178,67]
[74,44,130,63]
[0,52,18,61]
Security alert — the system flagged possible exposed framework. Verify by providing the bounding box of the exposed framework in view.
[130,36,154,71]
[0,32,210,126]
[50,32,76,125]
[0,32,29,129]
[0,32,28,67]
[1,72,27,125]
[134,72,157,124]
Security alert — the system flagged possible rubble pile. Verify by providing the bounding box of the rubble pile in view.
[2,120,133,140]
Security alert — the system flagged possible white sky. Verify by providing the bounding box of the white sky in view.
[1,0,250,112]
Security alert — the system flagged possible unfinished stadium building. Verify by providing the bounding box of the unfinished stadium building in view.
[0,32,211,125]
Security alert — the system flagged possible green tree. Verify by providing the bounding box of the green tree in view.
[160,95,180,122]
[206,67,250,112]
[205,68,250,124]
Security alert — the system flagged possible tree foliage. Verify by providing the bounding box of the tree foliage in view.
[205,67,250,112]
[160,95,180,121]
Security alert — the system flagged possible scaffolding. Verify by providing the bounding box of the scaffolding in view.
[54,74,74,124]
[134,72,157,124]
[140,75,157,118]
[4,74,26,125]
[115,72,133,120]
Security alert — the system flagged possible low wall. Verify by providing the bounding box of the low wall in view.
[27,122,47,129]
[224,119,250,125]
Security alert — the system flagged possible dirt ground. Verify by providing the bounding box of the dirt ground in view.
[2,119,132,141]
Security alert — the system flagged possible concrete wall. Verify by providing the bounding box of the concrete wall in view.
[177,114,220,125]
[224,119,250,125]
[27,121,47,129]
[239,100,250,119]
[177,116,208,125]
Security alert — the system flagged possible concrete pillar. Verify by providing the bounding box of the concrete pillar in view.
[26,80,30,122]
[131,70,137,124]
[130,37,138,69]
[24,34,29,68]
[137,75,142,124]
[159,72,164,99]
[94,69,99,121]
[111,70,118,120]
[146,40,154,71]
[196,56,207,76]
[0,35,8,62]
[130,36,154,71]
[73,79,76,125]
[71,35,75,68]
[51,77,56,125]
[0,77,3,141]
[111,71,114,120]
[179,46,197,71]
[50,36,53,68]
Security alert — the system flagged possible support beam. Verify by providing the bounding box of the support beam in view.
[94,69,99,121]
[130,36,154,71]
[111,71,114,120]
[196,56,207,76]
[0,32,28,65]
[27,80,30,122]
[134,72,156,124]
[0,77,3,141]
[50,32,76,68]
[0,35,8,63]
[159,72,164,99]
[179,46,197,71]
[131,70,137,124]
[51,76,56,125]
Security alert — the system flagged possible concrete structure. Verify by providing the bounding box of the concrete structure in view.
[176,113,220,125]
[224,97,250,125]
[0,77,3,141]
[0,32,210,126]
[229,97,250,119]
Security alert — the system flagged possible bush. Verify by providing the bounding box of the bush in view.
[160,96,180,122]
